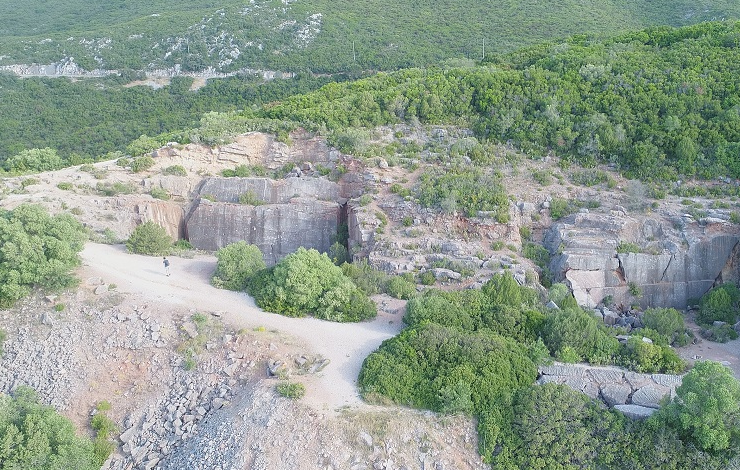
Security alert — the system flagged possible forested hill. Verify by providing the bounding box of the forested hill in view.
[0,0,738,73]
[263,21,740,181]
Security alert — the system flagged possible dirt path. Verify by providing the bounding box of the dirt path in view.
[80,243,404,413]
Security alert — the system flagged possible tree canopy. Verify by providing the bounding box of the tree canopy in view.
[0,204,87,307]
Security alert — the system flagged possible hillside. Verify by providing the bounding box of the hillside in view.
[1,0,739,73]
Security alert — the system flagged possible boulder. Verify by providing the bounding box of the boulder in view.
[631,384,670,409]
[600,384,631,406]
[614,404,656,420]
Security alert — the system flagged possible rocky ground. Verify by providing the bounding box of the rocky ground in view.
[0,126,739,469]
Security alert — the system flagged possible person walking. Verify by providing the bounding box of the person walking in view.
[163,256,170,276]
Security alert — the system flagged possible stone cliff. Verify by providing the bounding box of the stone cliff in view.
[546,212,740,309]
[185,177,342,265]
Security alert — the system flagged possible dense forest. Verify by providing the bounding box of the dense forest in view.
[260,21,740,181]
[0,72,334,162]
[0,0,738,73]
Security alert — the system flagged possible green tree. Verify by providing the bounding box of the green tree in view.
[0,205,87,307]
[642,307,687,345]
[0,387,99,470]
[125,221,172,256]
[249,247,376,322]
[659,361,740,453]
[698,284,740,325]
[4,148,65,173]
[212,241,265,291]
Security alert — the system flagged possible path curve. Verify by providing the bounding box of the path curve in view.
[79,243,404,412]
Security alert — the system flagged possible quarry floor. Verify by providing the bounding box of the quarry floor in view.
[80,243,406,414]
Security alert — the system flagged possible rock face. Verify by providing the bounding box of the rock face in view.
[537,363,682,419]
[186,178,341,265]
[545,212,740,308]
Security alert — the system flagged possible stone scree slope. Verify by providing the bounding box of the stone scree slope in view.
[546,212,740,309]
[185,177,342,265]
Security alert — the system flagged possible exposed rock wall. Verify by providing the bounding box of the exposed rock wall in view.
[186,198,339,266]
[136,201,186,240]
[198,177,340,204]
[546,212,740,308]
[538,363,683,419]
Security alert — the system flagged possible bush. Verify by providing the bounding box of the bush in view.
[0,386,100,469]
[341,260,390,295]
[129,156,155,173]
[162,165,187,176]
[249,248,376,322]
[5,148,65,173]
[541,308,620,364]
[698,284,740,326]
[149,187,170,200]
[0,204,87,307]
[419,271,436,285]
[212,242,265,291]
[385,275,417,300]
[417,167,509,221]
[125,221,172,255]
[641,307,686,345]
[616,241,642,253]
[57,182,73,190]
[238,190,266,206]
[276,381,306,399]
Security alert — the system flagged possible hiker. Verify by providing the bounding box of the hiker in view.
[163,256,170,276]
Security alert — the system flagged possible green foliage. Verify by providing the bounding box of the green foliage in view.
[221,164,267,177]
[616,241,642,254]
[698,284,740,326]
[541,308,620,364]
[0,386,99,469]
[149,187,170,200]
[53,303,65,312]
[125,221,172,256]
[95,181,138,196]
[249,248,376,322]
[419,271,436,286]
[417,167,509,221]
[0,204,87,307]
[56,182,73,191]
[385,275,417,300]
[628,281,643,297]
[0,329,6,356]
[340,260,390,295]
[493,383,626,468]
[276,381,306,399]
[658,361,740,453]
[129,156,155,173]
[642,307,687,346]
[5,148,64,173]
[162,165,188,177]
[126,135,162,157]
[327,241,349,265]
[212,242,265,291]
[619,336,686,374]
[238,190,266,206]
[358,194,373,206]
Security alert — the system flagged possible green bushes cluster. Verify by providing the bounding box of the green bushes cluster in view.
[416,167,509,221]
[0,387,101,469]
[248,248,376,322]
[212,241,265,291]
[125,221,173,256]
[0,204,87,307]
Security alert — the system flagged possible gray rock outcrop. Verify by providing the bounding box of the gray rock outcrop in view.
[537,362,683,419]
[186,177,342,265]
[545,212,740,308]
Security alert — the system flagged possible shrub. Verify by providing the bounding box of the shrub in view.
[96,181,137,196]
[541,308,620,364]
[341,260,389,295]
[212,242,265,291]
[54,303,65,312]
[5,148,65,173]
[698,284,740,326]
[125,222,172,255]
[149,187,170,200]
[549,197,574,220]
[327,241,349,265]
[0,386,100,469]
[249,248,376,322]
[358,194,372,206]
[616,241,642,253]
[221,164,267,177]
[385,275,417,300]
[276,381,306,399]
[417,167,509,221]
[238,190,266,206]
[642,308,686,345]
[0,205,87,307]
[57,182,73,191]
[162,165,187,176]
[419,271,436,285]
[129,156,155,173]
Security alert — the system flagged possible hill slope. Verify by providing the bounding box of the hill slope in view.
[1,0,739,73]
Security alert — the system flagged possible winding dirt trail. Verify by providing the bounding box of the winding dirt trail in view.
[79,243,404,412]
